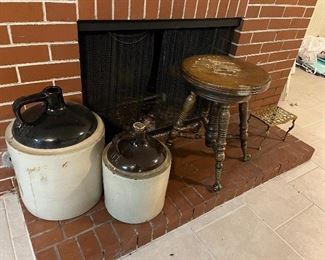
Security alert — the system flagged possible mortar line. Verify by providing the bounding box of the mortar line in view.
[182,0,187,19]
[214,0,221,17]
[143,0,147,19]
[204,0,211,18]
[194,0,199,19]
[170,0,175,19]
[42,1,47,21]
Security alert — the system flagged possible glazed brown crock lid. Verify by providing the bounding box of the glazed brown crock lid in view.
[106,122,166,173]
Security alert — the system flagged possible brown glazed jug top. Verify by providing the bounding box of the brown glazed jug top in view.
[106,122,166,173]
[11,86,97,149]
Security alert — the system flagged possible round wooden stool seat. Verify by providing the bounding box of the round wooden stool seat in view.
[167,55,271,192]
[182,55,271,103]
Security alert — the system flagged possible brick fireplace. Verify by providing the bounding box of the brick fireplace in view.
[0,0,317,194]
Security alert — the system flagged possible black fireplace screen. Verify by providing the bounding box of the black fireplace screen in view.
[78,19,240,140]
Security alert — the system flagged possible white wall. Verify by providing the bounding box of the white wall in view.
[306,0,325,37]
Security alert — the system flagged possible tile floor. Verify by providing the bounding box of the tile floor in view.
[0,193,35,260]
[0,68,324,260]
[122,69,325,260]
[17,113,313,259]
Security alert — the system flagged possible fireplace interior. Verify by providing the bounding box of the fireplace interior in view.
[78,19,240,140]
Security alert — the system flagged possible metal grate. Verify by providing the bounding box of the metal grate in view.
[78,19,239,141]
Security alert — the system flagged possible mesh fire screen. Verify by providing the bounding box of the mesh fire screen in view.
[78,19,239,140]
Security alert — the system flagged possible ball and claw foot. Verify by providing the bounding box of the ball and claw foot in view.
[243,153,251,162]
[212,182,222,192]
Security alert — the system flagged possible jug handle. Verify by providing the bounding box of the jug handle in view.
[12,92,47,126]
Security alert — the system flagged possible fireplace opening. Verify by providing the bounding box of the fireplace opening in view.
[78,19,240,141]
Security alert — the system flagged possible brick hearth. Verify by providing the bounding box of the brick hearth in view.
[22,118,314,259]
[0,0,318,193]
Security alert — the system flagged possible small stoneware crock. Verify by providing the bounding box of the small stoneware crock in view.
[102,122,171,224]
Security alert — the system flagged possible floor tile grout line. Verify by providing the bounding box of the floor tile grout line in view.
[310,159,325,172]
[123,224,217,260]
[287,167,320,182]
[246,206,306,260]
[275,227,308,260]
[274,203,314,231]
[0,198,4,210]
[191,227,220,259]
[3,195,23,260]
[3,193,35,259]
[190,202,247,233]
[312,202,325,214]
[27,233,37,260]
[0,207,17,259]
[290,185,325,214]
[240,171,315,231]
[310,153,325,165]
[281,163,319,184]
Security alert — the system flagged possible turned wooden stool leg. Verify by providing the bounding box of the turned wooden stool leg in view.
[205,102,219,148]
[212,104,230,192]
[166,91,197,145]
[239,102,251,162]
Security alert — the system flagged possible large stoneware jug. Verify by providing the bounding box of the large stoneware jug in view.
[5,86,105,220]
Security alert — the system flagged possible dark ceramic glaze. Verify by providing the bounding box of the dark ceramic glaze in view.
[12,86,97,149]
[107,122,166,173]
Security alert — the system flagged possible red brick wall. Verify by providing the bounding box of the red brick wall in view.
[0,1,82,193]
[0,0,316,193]
[233,0,316,110]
